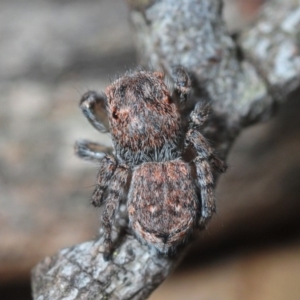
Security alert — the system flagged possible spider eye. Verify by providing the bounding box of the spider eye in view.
[163,95,173,104]
[112,108,118,120]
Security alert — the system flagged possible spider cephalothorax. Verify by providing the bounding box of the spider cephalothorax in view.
[106,71,183,165]
[75,66,226,258]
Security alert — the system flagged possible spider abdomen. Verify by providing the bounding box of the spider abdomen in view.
[128,160,199,254]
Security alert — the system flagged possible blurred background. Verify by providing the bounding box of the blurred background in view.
[1,0,300,299]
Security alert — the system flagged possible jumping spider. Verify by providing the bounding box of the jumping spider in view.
[75,66,226,258]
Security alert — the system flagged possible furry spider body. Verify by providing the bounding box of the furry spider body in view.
[75,67,226,258]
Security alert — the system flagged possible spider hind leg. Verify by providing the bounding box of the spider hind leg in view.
[101,165,130,260]
[186,129,226,226]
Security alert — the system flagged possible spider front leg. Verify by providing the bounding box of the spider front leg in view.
[74,139,116,205]
[101,165,130,260]
[171,65,191,108]
[80,91,110,133]
[74,139,113,162]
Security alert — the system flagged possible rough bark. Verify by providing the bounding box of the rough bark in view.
[31,0,300,299]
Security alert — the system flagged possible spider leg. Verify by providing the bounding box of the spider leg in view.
[80,91,110,133]
[187,129,227,173]
[189,101,210,128]
[171,65,191,108]
[193,156,215,226]
[74,139,113,162]
[101,165,129,260]
[91,155,117,207]
[186,129,226,226]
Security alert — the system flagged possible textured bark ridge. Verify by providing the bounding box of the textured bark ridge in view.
[32,236,174,299]
[31,0,300,299]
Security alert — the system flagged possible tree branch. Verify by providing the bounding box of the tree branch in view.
[31,0,300,299]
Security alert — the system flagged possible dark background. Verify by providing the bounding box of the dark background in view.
[1,0,300,299]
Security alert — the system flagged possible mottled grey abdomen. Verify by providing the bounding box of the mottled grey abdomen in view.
[128,160,199,254]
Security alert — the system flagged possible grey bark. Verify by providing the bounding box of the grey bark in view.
[31,0,300,299]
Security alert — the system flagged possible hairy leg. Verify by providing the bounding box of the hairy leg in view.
[171,65,191,108]
[187,129,227,173]
[74,139,113,162]
[101,165,129,260]
[189,101,210,129]
[91,155,117,207]
[193,156,215,226]
[186,129,226,226]
[80,91,110,133]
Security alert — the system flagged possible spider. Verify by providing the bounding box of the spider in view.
[75,66,226,258]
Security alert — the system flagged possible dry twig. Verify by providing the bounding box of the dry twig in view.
[31,0,300,299]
